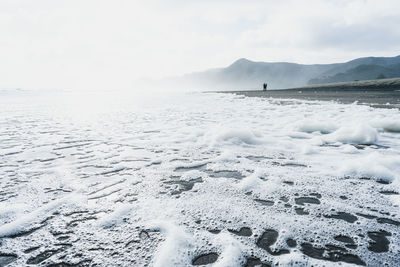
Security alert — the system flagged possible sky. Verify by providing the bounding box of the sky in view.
[1,0,400,90]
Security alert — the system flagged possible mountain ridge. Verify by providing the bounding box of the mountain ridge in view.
[178,55,400,90]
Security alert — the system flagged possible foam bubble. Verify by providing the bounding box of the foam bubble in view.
[296,120,338,134]
[149,221,193,267]
[340,152,400,182]
[97,203,134,228]
[324,124,378,145]
[213,232,243,267]
[370,118,400,133]
[211,128,264,146]
[0,193,85,238]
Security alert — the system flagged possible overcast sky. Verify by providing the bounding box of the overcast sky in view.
[1,0,400,90]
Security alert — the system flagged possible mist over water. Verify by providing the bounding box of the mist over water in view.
[0,88,190,118]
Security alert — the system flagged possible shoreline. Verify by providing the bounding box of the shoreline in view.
[220,78,400,109]
[280,77,400,91]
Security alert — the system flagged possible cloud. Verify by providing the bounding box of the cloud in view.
[0,0,399,90]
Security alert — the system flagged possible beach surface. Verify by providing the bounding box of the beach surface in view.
[0,90,400,266]
[225,78,400,109]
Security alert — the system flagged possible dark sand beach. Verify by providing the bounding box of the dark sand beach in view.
[225,78,400,109]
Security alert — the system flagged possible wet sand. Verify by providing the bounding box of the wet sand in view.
[226,89,400,109]
[222,78,400,109]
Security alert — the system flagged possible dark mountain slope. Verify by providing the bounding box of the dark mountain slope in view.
[176,55,400,90]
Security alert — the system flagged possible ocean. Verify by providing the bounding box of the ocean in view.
[0,89,399,266]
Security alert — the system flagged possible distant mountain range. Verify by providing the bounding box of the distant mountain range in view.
[176,55,400,90]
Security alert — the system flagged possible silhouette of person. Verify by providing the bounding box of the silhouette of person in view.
[263,83,267,91]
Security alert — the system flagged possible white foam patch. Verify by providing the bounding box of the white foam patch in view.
[300,144,319,155]
[288,131,313,139]
[340,152,400,182]
[275,251,354,267]
[370,118,400,133]
[149,221,193,267]
[97,203,134,228]
[180,170,206,181]
[324,124,378,145]
[213,232,244,267]
[214,150,238,162]
[207,127,264,146]
[0,203,30,226]
[237,169,266,191]
[296,120,338,134]
[341,144,360,154]
[0,193,85,237]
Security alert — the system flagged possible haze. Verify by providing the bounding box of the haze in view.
[1,0,400,91]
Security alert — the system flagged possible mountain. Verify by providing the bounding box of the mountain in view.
[308,63,400,84]
[177,55,400,90]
